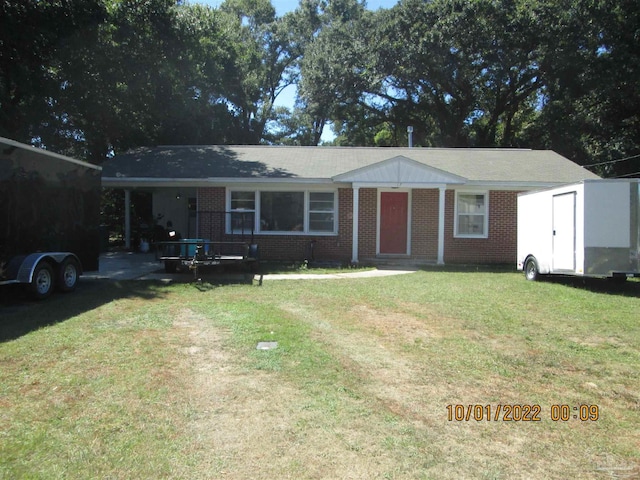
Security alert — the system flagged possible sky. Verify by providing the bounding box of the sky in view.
[193,0,399,141]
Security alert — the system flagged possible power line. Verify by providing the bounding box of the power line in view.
[583,153,640,168]
[614,171,640,178]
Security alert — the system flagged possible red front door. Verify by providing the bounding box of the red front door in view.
[379,192,408,254]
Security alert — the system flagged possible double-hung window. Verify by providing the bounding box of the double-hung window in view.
[308,192,335,233]
[455,192,488,238]
[228,189,337,234]
[229,191,255,233]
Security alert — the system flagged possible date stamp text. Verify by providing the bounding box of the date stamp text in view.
[446,404,599,422]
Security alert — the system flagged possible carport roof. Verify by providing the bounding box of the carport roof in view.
[101,145,599,187]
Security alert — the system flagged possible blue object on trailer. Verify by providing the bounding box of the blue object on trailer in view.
[180,239,206,257]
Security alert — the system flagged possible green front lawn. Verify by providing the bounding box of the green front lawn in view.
[1,272,638,479]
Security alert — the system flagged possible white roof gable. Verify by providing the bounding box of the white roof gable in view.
[332,155,466,186]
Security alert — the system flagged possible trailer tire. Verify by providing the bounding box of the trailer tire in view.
[30,261,55,299]
[524,257,540,281]
[57,257,80,292]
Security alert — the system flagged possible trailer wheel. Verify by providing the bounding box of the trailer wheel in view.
[524,257,540,281]
[30,261,55,299]
[57,257,80,292]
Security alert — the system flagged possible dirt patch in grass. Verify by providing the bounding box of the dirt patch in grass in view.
[348,304,447,343]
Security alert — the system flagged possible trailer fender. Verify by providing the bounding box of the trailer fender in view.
[16,253,82,284]
[522,254,551,275]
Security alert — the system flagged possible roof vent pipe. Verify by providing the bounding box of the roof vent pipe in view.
[407,126,414,148]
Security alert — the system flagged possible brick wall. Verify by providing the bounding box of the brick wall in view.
[411,189,439,260]
[196,186,518,264]
[443,190,518,264]
[197,187,226,240]
[357,188,377,258]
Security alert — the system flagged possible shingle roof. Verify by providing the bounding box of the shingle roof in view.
[102,145,599,185]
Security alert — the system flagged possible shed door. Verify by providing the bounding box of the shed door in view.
[379,192,408,254]
[552,192,576,271]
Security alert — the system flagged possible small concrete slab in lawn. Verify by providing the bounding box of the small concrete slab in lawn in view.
[256,341,278,350]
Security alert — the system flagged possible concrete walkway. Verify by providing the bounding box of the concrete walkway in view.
[83,251,417,282]
[260,269,416,280]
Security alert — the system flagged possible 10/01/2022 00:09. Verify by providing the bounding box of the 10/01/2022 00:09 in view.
[446,404,599,422]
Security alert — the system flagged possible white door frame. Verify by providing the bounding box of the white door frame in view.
[376,188,412,255]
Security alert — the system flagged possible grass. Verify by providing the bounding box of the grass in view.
[1,272,639,479]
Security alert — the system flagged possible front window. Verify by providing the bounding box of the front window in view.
[227,189,337,234]
[455,192,488,237]
[260,192,304,232]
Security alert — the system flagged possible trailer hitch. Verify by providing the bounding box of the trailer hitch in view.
[189,244,207,280]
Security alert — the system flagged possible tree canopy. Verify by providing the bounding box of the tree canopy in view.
[0,0,638,176]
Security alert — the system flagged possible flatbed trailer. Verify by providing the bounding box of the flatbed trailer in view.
[155,211,259,278]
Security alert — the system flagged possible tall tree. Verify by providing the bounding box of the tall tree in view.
[217,0,301,143]
[530,0,640,176]
[297,0,372,145]
[318,0,549,147]
[0,0,106,145]
[27,0,244,161]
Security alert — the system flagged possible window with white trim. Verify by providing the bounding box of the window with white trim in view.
[227,189,337,234]
[309,192,335,232]
[455,192,488,237]
[229,191,255,233]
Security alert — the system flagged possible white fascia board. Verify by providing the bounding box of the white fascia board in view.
[101,176,337,188]
[103,177,563,191]
[102,177,200,188]
[215,177,335,187]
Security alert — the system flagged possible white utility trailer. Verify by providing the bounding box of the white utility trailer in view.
[517,179,640,280]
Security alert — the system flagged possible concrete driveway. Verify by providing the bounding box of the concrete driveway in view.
[83,252,167,281]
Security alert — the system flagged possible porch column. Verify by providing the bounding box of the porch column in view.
[437,186,446,264]
[351,186,360,263]
[124,189,131,250]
